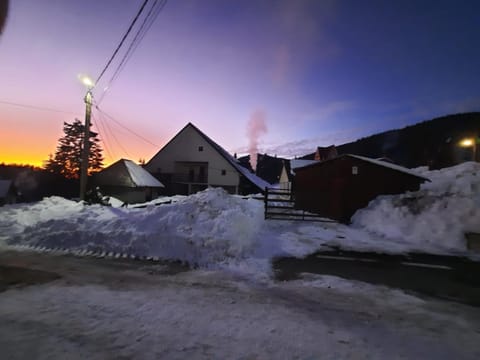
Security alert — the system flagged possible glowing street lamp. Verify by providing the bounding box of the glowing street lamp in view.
[459,137,477,162]
[459,138,474,147]
[78,74,95,201]
[78,74,95,89]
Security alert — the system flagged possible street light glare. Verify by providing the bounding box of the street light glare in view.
[459,138,474,147]
[78,74,95,89]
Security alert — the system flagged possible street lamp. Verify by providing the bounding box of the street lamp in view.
[78,75,95,201]
[459,137,477,162]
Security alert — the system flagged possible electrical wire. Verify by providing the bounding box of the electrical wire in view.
[95,105,159,148]
[96,0,168,104]
[91,111,115,162]
[0,100,79,115]
[95,0,150,85]
[96,108,131,159]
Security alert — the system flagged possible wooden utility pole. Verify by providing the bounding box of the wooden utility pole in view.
[79,90,93,201]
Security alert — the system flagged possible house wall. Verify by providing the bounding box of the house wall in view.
[294,156,424,222]
[278,165,291,191]
[100,186,159,204]
[145,125,240,193]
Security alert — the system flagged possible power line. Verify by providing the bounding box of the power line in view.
[95,0,150,85]
[91,111,115,162]
[97,0,168,104]
[96,109,131,159]
[95,105,159,148]
[0,100,78,115]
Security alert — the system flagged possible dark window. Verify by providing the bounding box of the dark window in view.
[189,169,194,182]
[198,146,204,152]
[221,169,226,176]
[157,168,161,173]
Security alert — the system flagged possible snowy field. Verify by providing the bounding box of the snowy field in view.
[1,162,479,280]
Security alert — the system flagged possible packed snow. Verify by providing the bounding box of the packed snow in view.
[1,162,479,277]
[1,253,479,360]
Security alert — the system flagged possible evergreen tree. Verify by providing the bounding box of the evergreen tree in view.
[44,119,104,179]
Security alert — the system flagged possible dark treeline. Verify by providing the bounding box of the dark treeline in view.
[0,164,78,202]
[328,112,479,169]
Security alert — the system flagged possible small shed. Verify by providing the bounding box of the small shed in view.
[94,159,164,204]
[0,180,17,206]
[294,154,429,222]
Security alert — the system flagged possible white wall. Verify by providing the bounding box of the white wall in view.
[146,125,240,188]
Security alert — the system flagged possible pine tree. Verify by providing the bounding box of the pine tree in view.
[44,119,104,179]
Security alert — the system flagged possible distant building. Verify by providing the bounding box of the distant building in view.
[145,123,270,195]
[314,145,338,161]
[294,154,429,222]
[279,159,318,191]
[0,180,17,205]
[94,159,164,204]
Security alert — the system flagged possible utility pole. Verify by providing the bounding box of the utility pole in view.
[79,90,93,201]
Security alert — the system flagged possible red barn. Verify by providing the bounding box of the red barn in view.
[294,154,429,222]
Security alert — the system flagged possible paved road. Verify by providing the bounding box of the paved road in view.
[1,249,480,359]
[273,249,480,306]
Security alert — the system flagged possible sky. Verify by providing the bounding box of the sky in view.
[0,0,479,167]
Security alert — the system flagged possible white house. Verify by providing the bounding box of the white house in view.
[145,123,270,195]
[279,159,318,191]
[94,159,164,204]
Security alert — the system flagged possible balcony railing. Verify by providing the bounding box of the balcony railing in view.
[172,173,207,184]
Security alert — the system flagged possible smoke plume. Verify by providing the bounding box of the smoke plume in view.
[247,109,267,171]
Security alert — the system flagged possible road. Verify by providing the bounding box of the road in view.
[1,249,480,359]
[273,249,480,306]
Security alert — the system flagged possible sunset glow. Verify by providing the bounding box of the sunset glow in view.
[1,1,479,167]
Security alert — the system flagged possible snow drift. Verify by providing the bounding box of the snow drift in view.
[352,162,480,252]
[1,188,264,266]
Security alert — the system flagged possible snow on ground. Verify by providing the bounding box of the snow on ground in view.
[0,162,479,279]
[1,254,479,360]
[352,161,480,254]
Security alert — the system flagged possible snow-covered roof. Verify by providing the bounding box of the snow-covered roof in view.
[188,123,271,192]
[290,159,318,175]
[0,180,13,198]
[348,155,429,181]
[123,160,165,187]
[96,159,164,188]
[294,154,429,181]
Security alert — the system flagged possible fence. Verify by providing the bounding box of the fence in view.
[263,188,336,222]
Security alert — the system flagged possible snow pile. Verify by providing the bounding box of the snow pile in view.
[2,188,264,266]
[352,162,480,252]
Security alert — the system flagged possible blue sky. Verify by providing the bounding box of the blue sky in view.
[0,0,479,165]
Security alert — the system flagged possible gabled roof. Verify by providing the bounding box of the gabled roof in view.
[296,154,430,181]
[147,123,271,192]
[0,180,13,198]
[96,159,164,188]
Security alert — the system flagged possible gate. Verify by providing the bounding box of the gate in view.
[263,188,335,222]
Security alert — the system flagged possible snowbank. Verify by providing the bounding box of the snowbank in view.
[352,162,480,253]
[1,162,479,277]
[1,188,264,267]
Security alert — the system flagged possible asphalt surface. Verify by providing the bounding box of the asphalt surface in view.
[273,249,480,306]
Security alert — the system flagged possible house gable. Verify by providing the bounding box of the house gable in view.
[145,123,240,191]
[145,123,270,194]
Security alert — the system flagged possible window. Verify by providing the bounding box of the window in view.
[221,169,226,176]
[198,146,203,152]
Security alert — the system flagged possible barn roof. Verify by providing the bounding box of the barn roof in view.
[96,159,164,188]
[296,154,430,181]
